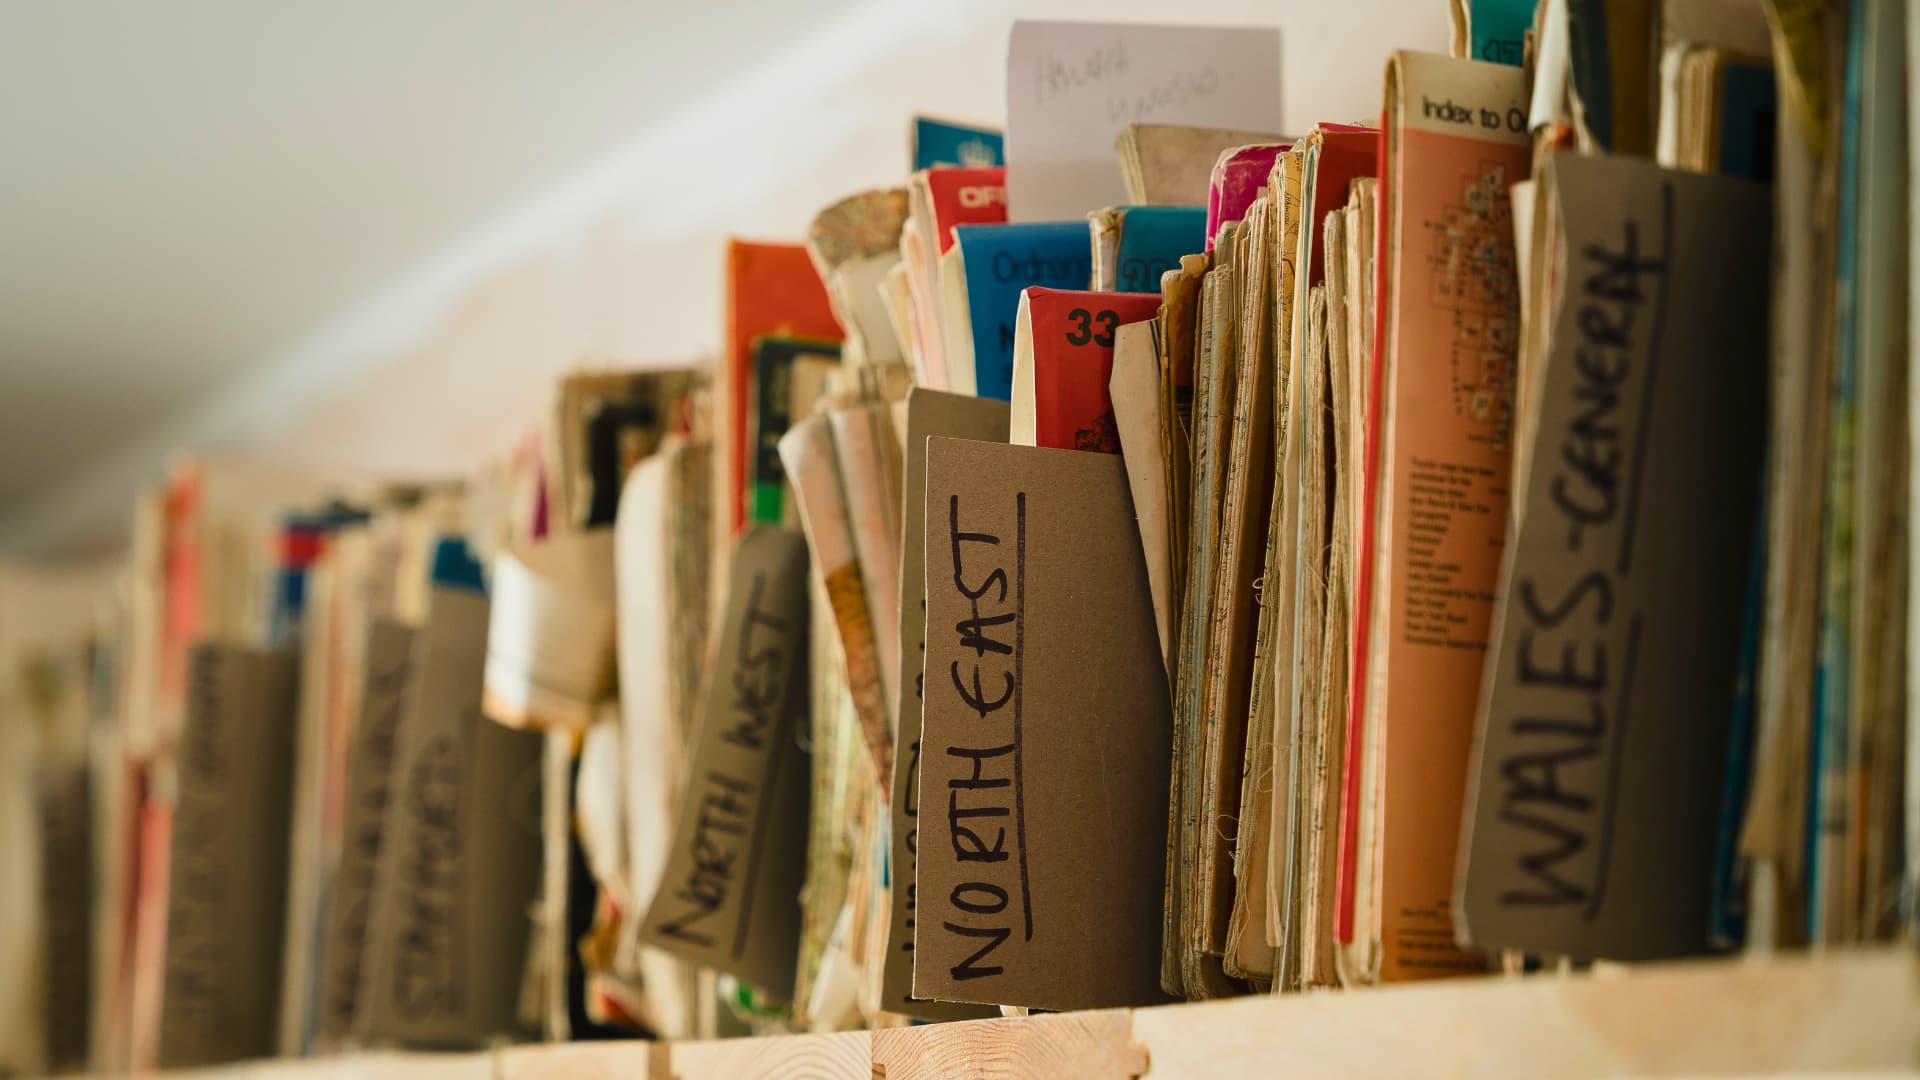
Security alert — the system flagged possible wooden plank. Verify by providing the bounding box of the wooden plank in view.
[663,1029,868,1080]
[495,1040,655,1080]
[1130,950,1919,1079]
[172,1050,493,1080]
[872,1008,1142,1079]
[161,948,1918,1080]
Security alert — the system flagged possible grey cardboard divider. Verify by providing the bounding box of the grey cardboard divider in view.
[1456,152,1771,961]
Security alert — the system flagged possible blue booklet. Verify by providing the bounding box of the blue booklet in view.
[951,222,1092,400]
[912,116,1004,170]
[1716,61,1778,181]
[1468,0,1536,66]
[431,535,488,593]
[1113,206,1206,293]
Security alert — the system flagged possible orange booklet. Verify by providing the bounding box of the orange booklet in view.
[1008,287,1162,452]
[1340,52,1529,980]
[722,240,843,536]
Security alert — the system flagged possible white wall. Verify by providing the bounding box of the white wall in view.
[8,0,1448,554]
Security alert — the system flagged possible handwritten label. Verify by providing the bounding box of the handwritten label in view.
[938,492,1030,980]
[917,438,1173,1011]
[358,584,543,1047]
[1005,21,1283,221]
[321,622,416,1038]
[160,645,299,1068]
[1459,153,1770,961]
[164,650,235,1045]
[37,762,91,1065]
[393,728,468,1018]
[640,526,811,996]
[883,391,1007,1019]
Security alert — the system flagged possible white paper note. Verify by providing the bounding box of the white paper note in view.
[1005,20,1284,221]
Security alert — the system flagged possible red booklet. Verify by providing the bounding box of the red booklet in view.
[1205,143,1287,249]
[1300,126,1378,290]
[1009,287,1162,452]
[724,240,843,535]
[920,165,1007,254]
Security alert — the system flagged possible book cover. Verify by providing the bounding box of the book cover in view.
[1008,286,1162,452]
[912,115,1004,170]
[613,443,712,1039]
[1205,143,1288,249]
[1118,122,1291,207]
[920,167,1008,255]
[723,241,844,537]
[1341,52,1528,981]
[949,223,1093,400]
[746,336,843,526]
[1114,206,1207,293]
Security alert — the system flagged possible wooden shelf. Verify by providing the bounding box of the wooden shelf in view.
[178,948,1916,1079]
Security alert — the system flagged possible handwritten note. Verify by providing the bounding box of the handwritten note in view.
[915,438,1173,1010]
[640,526,812,996]
[1455,151,1770,961]
[1005,21,1283,221]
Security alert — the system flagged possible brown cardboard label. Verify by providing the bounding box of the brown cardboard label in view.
[914,438,1175,1010]
[317,620,418,1042]
[883,390,1007,1020]
[159,644,300,1068]
[358,583,545,1047]
[639,526,812,997]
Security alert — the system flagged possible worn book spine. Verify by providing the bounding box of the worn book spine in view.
[779,416,892,787]
[1168,239,1242,1000]
[1209,194,1279,984]
[1287,286,1333,989]
[1262,146,1311,975]
[827,403,904,733]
